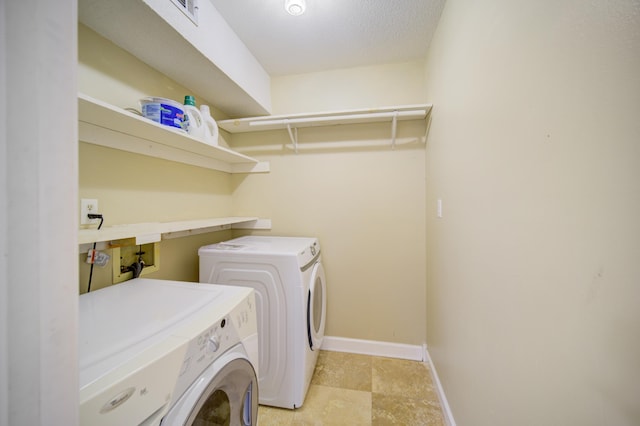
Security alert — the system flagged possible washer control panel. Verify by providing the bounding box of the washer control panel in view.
[169,292,256,406]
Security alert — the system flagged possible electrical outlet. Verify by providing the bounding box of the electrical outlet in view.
[80,198,99,225]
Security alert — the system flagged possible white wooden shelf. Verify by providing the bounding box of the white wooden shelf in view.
[217,104,432,151]
[78,217,271,246]
[79,0,271,117]
[78,93,270,173]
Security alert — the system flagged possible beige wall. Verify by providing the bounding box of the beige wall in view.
[271,61,427,114]
[424,0,640,424]
[230,65,429,344]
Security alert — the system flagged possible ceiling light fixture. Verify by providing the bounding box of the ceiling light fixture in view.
[285,0,306,16]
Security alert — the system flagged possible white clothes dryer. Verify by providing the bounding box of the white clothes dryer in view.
[79,278,258,426]
[199,236,327,409]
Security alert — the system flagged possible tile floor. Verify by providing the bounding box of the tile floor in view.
[257,350,446,425]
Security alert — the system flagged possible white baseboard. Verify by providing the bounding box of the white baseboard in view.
[322,336,425,361]
[423,344,456,426]
[321,336,455,426]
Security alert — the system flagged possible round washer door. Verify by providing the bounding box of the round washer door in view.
[162,354,258,426]
[307,261,327,351]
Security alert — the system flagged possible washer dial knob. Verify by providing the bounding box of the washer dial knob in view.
[207,335,220,353]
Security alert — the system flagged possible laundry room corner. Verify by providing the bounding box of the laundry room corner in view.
[8,0,639,424]
[228,63,429,348]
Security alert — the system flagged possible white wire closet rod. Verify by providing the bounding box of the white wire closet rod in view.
[217,104,433,152]
[263,109,427,151]
[248,109,427,128]
[217,104,432,133]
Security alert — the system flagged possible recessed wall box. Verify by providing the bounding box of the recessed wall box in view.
[111,241,160,284]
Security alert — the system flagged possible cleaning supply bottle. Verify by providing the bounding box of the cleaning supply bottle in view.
[182,95,205,140]
[199,105,219,146]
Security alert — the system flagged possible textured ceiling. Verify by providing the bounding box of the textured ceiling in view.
[209,0,446,76]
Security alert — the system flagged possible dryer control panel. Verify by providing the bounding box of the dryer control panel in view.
[298,239,320,271]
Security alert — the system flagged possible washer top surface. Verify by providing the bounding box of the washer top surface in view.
[79,278,248,388]
[200,236,318,256]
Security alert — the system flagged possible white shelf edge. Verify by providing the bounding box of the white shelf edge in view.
[218,104,433,133]
[78,217,269,245]
[78,93,270,174]
[232,219,272,230]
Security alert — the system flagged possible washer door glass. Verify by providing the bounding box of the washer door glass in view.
[307,261,327,350]
[187,358,257,426]
[193,389,231,425]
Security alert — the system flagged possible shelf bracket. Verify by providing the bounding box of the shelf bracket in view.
[391,110,398,149]
[285,120,299,153]
[423,110,433,144]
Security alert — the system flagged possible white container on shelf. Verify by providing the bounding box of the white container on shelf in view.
[200,105,219,146]
[183,95,205,139]
[140,97,185,130]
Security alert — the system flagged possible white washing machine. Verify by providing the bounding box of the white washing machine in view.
[199,236,327,409]
[79,278,259,426]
